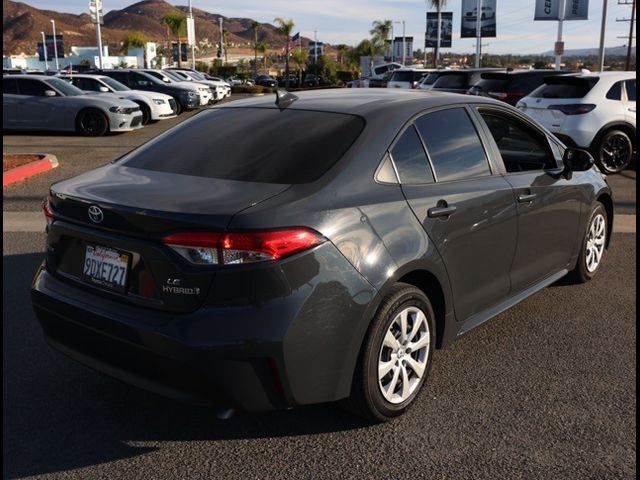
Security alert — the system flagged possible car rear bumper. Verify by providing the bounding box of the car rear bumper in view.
[31,242,378,411]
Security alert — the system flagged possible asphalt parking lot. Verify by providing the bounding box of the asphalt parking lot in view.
[3,103,636,479]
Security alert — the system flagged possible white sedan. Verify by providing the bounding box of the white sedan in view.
[62,74,176,125]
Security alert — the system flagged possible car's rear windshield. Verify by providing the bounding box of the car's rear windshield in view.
[432,73,468,89]
[391,71,426,82]
[530,76,599,99]
[422,73,441,85]
[121,108,365,184]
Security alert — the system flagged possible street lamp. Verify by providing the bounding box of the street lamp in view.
[394,20,406,66]
[50,19,60,70]
[40,31,48,71]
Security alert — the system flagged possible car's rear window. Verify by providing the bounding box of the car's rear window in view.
[432,73,468,89]
[121,108,365,184]
[530,77,599,99]
[391,71,426,82]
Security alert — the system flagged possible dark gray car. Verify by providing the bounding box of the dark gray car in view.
[31,89,613,422]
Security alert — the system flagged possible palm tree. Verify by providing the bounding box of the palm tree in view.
[161,13,187,68]
[256,40,268,71]
[370,19,392,58]
[353,39,384,78]
[251,20,260,77]
[290,49,308,85]
[430,0,448,68]
[273,17,295,88]
[120,32,148,68]
[335,44,349,66]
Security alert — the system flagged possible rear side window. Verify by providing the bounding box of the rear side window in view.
[530,77,599,98]
[106,72,130,86]
[625,80,636,101]
[2,77,18,94]
[391,71,417,83]
[390,126,434,184]
[122,108,365,184]
[16,79,49,96]
[415,108,490,182]
[606,81,623,100]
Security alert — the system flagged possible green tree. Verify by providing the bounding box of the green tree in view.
[120,32,148,68]
[351,38,384,78]
[370,19,392,58]
[290,49,309,85]
[335,44,350,66]
[161,13,187,68]
[430,1,448,67]
[273,17,295,88]
[256,40,268,71]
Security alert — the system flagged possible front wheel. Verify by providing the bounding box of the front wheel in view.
[172,97,183,115]
[568,203,608,283]
[345,283,435,422]
[593,129,633,174]
[76,109,109,136]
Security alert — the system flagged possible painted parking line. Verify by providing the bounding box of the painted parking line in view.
[3,211,637,234]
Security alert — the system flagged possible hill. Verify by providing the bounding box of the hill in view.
[3,0,310,56]
[540,45,636,57]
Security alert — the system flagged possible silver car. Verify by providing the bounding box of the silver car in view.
[2,75,143,136]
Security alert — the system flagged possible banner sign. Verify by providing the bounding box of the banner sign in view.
[172,43,188,62]
[426,12,453,48]
[186,17,195,46]
[89,0,103,24]
[534,0,589,20]
[461,0,497,38]
[38,35,64,60]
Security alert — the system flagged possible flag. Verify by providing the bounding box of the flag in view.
[291,32,300,42]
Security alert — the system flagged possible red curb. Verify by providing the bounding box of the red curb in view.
[3,154,58,187]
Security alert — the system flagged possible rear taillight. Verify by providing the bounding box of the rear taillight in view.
[42,198,54,218]
[161,228,325,265]
[548,104,596,115]
[488,91,508,100]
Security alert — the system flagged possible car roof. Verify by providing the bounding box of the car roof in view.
[219,88,501,119]
[3,74,53,81]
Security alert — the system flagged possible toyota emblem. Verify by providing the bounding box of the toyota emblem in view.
[88,205,104,224]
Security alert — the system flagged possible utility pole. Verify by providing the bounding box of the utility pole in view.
[617,0,637,70]
[40,31,48,70]
[50,19,60,71]
[402,21,406,66]
[475,0,482,68]
[597,0,608,72]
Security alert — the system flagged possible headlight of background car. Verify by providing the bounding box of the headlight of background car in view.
[152,99,166,105]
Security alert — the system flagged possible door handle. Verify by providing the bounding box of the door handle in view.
[517,193,537,203]
[628,107,636,113]
[428,205,457,218]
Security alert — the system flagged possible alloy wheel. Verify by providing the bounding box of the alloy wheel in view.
[378,306,431,404]
[585,213,606,273]
[599,133,632,173]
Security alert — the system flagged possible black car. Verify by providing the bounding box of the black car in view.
[255,74,278,87]
[88,69,199,114]
[467,69,562,105]
[32,90,612,422]
[303,74,320,87]
[429,68,505,94]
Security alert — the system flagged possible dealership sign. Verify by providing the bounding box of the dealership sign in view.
[37,35,64,61]
[534,0,589,20]
[89,0,103,24]
[461,0,497,38]
[425,12,453,48]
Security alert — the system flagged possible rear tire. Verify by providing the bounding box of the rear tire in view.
[567,203,608,283]
[76,109,109,136]
[592,129,633,174]
[345,283,435,422]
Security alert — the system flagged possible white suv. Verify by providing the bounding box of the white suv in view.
[517,72,636,174]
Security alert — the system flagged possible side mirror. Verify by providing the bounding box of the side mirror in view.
[99,86,109,92]
[563,148,594,172]
[44,90,57,97]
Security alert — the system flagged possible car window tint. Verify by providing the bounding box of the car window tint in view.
[625,80,636,101]
[480,112,557,172]
[530,77,599,99]
[107,72,130,86]
[121,108,365,184]
[432,73,467,89]
[606,81,623,100]
[131,73,153,88]
[16,79,49,96]
[78,78,99,91]
[390,126,434,184]
[415,108,490,182]
[2,77,18,94]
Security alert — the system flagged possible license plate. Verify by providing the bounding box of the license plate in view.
[81,244,130,292]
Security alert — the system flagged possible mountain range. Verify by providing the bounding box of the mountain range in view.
[3,0,310,56]
[540,45,635,57]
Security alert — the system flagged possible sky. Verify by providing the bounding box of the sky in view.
[20,0,636,55]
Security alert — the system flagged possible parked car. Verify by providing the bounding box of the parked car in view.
[467,69,561,106]
[429,68,505,94]
[416,70,448,90]
[226,76,243,86]
[3,74,143,135]
[255,74,278,87]
[33,89,612,422]
[303,74,320,87]
[152,69,214,105]
[387,68,432,89]
[517,72,636,174]
[88,69,200,114]
[165,69,229,101]
[61,74,177,124]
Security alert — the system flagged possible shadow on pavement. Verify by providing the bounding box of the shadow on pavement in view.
[2,252,369,479]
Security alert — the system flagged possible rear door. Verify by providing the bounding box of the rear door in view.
[392,106,518,322]
[623,79,636,126]
[474,106,582,291]
[13,78,60,128]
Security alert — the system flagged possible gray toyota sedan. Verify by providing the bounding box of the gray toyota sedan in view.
[32,89,612,421]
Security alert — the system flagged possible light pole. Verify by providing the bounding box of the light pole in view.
[597,0,608,72]
[40,31,48,70]
[188,0,196,69]
[555,0,567,70]
[394,21,405,65]
[390,23,394,62]
[219,17,225,63]
[50,19,60,71]
[475,0,482,68]
[314,30,318,64]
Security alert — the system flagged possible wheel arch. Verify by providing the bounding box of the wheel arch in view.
[590,121,637,150]
[596,192,614,249]
[75,106,110,134]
